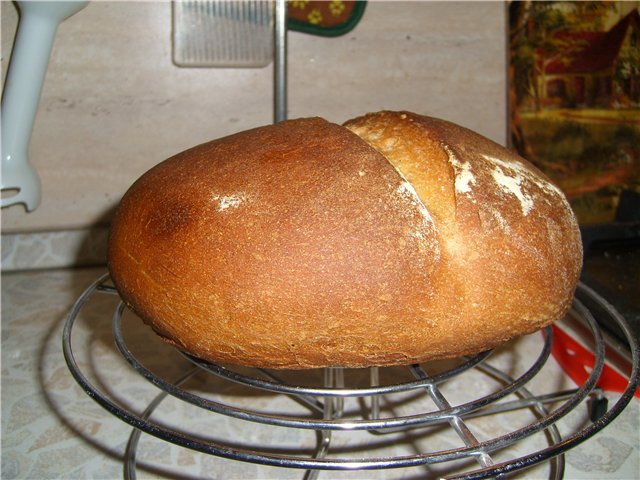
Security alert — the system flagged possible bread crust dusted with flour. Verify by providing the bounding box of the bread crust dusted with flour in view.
[108,111,582,369]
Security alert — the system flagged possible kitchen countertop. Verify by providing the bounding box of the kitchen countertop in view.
[2,267,639,479]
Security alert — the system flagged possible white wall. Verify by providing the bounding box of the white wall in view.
[1,1,507,233]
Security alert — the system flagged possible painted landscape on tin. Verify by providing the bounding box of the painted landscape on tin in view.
[509,1,640,224]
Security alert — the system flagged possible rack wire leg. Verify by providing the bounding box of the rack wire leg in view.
[410,364,497,472]
[303,367,344,480]
[123,368,199,480]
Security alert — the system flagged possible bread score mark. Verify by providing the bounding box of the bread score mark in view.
[345,119,441,263]
[444,145,476,196]
[481,153,567,217]
[444,147,570,218]
[387,170,441,262]
[491,165,534,216]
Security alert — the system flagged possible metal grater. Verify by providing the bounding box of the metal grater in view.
[172,0,274,68]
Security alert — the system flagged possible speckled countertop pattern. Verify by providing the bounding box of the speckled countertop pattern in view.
[2,267,639,479]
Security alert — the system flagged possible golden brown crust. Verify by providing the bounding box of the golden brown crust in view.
[108,112,582,369]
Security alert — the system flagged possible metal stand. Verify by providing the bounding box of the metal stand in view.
[63,275,639,479]
[274,0,287,123]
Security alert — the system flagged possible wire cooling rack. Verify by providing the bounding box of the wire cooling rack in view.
[62,274,639,479]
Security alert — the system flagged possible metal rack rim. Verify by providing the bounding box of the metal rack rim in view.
[111,303,558,432]
[61,274,640,477]
[182,349,494,397]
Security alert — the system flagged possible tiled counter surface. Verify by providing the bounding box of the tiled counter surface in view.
[2,267,639,479]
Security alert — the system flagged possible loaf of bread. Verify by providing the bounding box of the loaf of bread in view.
[108,111,582,369]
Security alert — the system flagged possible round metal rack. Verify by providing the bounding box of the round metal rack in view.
[62,274,639,479]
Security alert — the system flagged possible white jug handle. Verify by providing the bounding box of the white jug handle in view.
[1,1,89,211]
